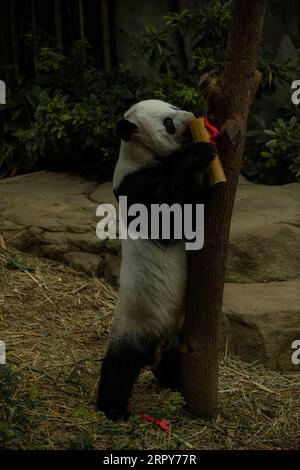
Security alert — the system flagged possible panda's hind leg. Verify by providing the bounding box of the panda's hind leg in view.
[97,334,155,421]
[152,343,181,391]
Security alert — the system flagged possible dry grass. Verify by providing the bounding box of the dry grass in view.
[0,248,299,450]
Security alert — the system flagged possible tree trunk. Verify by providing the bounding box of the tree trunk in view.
[100,0,111,71]
[0,4,10,65]
[10,0,19,75]
[31,0,39,79]
[181,0,267,418]
[54,0,63,51]
[78,0,85,39]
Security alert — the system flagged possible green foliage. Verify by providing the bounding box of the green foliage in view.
[1,3,299,185]
[132,25,176,75]
[35,47,65,73]
[244,115,300,184]
[133,3,230,76]
[15,92,117,164]
[0,72,51,175]
[133,1,300,185]
[68,430,95,450]
[151,76,205,114]
[258,47,297,97]
[149,392,185,418]
[1,39,206,175]
[67,393,185,451]
[132,1,294,97]
[0,42,140,174]
[0,366,42,449]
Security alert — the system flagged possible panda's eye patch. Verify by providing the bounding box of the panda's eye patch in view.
[163,117,176,135]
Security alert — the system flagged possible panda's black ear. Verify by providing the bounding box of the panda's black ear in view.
[116,119,139,142]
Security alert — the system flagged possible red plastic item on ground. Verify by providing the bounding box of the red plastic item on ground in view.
[139,412,170,432]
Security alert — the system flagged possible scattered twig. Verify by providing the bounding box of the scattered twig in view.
[4,227,31,244]
[71,282,90,295]
[0,234,6,250]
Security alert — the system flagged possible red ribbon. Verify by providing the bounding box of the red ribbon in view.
[204,117,220,145]
[139,413,170,432]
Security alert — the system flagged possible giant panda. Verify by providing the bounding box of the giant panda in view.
[97,99,214,420]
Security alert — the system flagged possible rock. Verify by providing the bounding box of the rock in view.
[103,253,121,289]
[222,280,300,371]
[64,252,102,274]
[227,181,300,283]
[274,33,298,67]
[0,171,115,277]
[1,172,299,285]
[227,223,300,283]
[1,171,300,371]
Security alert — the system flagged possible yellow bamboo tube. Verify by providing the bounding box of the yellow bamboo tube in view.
[190,117,226,187]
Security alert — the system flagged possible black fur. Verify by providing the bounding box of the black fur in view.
[152,344,181,390]
[114,141,214,241]
[115,142,213,206]
[97,335,156,421]
[163,117,176,135]
[116,119,138,142]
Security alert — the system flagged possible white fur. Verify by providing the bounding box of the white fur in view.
[124,99,194,157]
[113,140,156,190]
[112,237,187,339]
[112,100,193,342]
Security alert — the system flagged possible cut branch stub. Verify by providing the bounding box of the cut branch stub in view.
[221,119,241,150]
[198,72,231,123]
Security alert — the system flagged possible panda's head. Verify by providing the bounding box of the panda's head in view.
[116,100,194,157]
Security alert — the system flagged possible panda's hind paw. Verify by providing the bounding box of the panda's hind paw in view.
[101,407,131,422]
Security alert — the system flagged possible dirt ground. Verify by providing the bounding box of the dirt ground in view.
[0,248,299,450]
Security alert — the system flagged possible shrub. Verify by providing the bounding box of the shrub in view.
[1,40,206,176]
[1,3,299,184]
[132,1,300,185]
[0,366,42,449]
[132,1,294,96]
[244,115,300,184]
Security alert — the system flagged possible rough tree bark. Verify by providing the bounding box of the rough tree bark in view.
[54,0,63,51]
[31,0,39,79]
[100,0,111,71]
[10,0,19,76]
[78,0,85,39]
[181,0,267,418]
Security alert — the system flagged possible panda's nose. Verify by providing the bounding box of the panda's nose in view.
[184,111,195,123]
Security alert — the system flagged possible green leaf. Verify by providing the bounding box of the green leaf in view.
[267,158,277,168]
[263,130,276,136]
[261,151,272,158]
[266,139,277,147]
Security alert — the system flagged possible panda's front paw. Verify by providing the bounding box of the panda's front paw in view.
[190,142,215,167]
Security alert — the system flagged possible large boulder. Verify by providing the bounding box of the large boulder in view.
[1,172,299,284]
[0,171,119,276]
[227,179,300,283]
[222,280,300,371]
[0,171,299,370]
